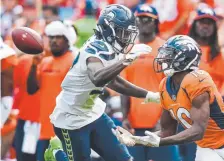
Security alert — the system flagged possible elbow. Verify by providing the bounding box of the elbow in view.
[91,79,105,87]
[27,87,39,95]
[27,80,39,94]
[194,131,204,141]
[91,74,111,87]
[193,128,205,141]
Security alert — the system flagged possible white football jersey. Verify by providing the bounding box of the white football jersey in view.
[50,36,119,130]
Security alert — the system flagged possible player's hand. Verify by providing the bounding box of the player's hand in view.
[112,126,136,146]
[113,127,161,147]
[122,119,135,135]
[131,130,160,147]
[123,44,152,65]
[143,91,160,104]
[32,53,44,66]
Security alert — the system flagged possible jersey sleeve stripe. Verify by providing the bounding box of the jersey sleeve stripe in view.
[210,98,224,129]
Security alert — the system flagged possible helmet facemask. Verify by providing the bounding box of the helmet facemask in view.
[97,19,138,54]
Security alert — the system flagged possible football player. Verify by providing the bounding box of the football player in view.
[45,4,159,161]
[114,35,224,161]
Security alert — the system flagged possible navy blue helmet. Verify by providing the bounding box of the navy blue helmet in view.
[95,4,138,54]
[153,35,202,76]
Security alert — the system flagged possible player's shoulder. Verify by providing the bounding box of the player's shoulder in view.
[82,36,117,62]
[186,70,212,82]
[183,70,214,89]
[84,37,113,54]
[90,39,110,52]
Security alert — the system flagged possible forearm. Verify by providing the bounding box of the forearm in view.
[89,59,128,87]
[27,65,39,94]
[159,126,204,146]
[108,76,148,98]
[154,129,176,138]
[120,95,130,119]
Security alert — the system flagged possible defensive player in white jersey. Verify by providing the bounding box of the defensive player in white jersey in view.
[46,4,159,161]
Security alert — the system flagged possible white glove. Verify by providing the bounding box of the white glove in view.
[143,91,160,104]
[132,131,160,147]
[123,44,152,65]
[112,127,136,146]
[112,127,160,147]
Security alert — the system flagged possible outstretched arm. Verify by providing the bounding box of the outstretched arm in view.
[107,76,148,98]
[159,92,210,146]
[86,43,152,88]
[87,57,158,99]
[113,93,210,147]
[87,57,148,98]
[86,57,129,87]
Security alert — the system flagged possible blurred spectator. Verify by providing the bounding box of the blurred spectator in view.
[147,0,196,39]
[1,110,19,160]
[26,20,77,161]
[74,0,98,48]
[115,0,141,12]
[30,5,59,34]
[214,6,224,52]
[42,5,59,24]
[199,0,216,7]
[0,37,18,160]
[29,5,60,57]
[13,53,43,161]
[1,37,17,128]
[107,96,123,126]
[42,0,75,7]
[1,0,23,39]
[121,4,181,161]
[189,6,224,95]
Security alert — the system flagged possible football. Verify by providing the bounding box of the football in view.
[12,27,44,54]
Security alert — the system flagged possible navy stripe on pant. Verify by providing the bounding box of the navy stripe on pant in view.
[54,113,132,161]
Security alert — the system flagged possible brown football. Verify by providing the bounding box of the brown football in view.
[12,27,43,54]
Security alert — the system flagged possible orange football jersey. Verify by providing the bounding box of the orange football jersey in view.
[159,70,224,149]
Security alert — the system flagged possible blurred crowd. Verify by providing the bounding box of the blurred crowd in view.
[1,0,224,161]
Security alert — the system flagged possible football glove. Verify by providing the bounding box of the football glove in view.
[143,91,160,104]
[112,126,160,147]
[112,127,136,146]
[123,44,152,66]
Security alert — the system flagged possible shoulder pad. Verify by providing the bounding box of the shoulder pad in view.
[90,40,109,52]
[99,53,116,61]
[85,46,96,55]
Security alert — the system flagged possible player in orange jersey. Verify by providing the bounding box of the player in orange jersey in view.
[113,35,224,161]
[121,4,181,161]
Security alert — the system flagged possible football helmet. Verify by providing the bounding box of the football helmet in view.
[95,4,138,54]
[153,35,202,77]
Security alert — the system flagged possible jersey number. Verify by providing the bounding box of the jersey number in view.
[169,108,192,128]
